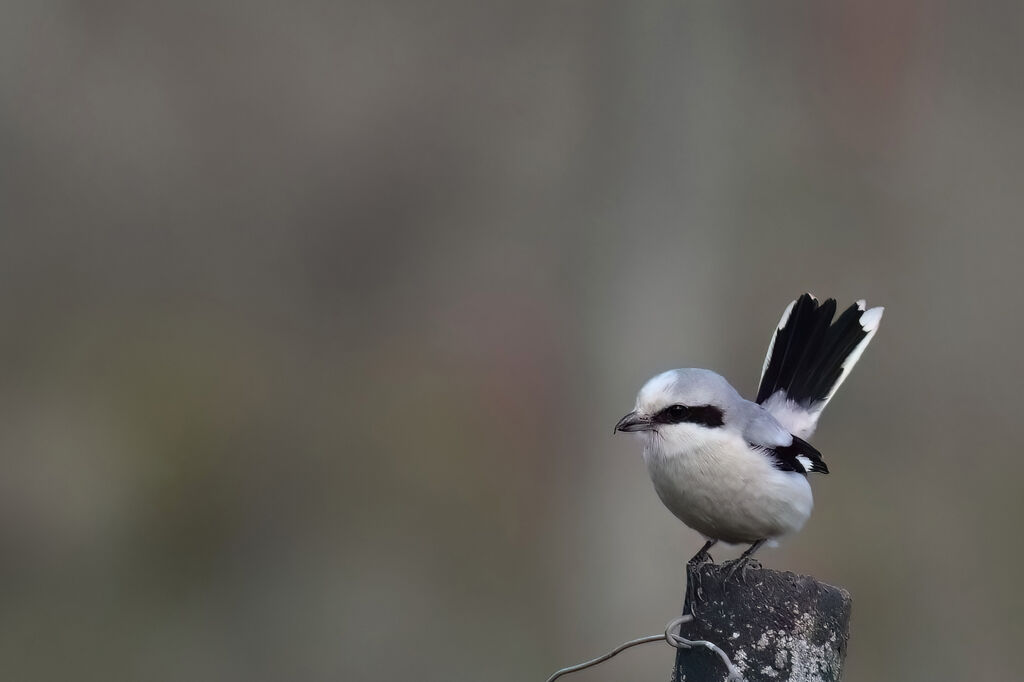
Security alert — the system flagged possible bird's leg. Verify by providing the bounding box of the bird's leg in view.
[688,539,718,566]
[685,539,718,618]
[723,539,767,587]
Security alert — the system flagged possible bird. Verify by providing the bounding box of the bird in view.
[614,293,883,585]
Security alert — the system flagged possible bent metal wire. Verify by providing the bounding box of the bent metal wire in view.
[544,615,743,682]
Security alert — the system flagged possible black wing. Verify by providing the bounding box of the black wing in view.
[750,435,829,475]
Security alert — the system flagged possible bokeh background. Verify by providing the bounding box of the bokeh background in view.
[2,2,1022,680]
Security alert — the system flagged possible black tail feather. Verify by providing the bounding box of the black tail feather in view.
[756,294,870,406]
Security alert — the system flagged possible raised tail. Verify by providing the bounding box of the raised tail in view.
[756,293,883,438]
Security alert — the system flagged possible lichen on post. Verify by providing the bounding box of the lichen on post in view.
[673,563,851,682]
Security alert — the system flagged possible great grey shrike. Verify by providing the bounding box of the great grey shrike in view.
[614,293,883,578]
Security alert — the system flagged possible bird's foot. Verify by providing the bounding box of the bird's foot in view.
[684,540,720,617]
[687,539,718,567]
[723,557,760,583]
[685,562,706,618]
[687,549,715,567]
[721,538,767,594]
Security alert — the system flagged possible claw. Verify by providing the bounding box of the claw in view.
[723,559,741,584]
[685,539,719,618]
[685,562,715,617]
[688,550,714,566]
[685,563,702,617]
[721,539,767,593]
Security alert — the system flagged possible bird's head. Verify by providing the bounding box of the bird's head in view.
[614,369,740,447]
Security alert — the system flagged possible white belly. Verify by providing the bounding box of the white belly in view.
[643,432,813,544]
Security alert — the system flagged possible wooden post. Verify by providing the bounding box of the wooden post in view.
[673,563,851,682]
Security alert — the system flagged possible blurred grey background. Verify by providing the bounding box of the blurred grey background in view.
[1,2,1021,681]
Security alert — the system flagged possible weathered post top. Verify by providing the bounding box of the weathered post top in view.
[674,563,851,682]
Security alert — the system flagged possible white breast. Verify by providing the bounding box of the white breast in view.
[642,427,813,544]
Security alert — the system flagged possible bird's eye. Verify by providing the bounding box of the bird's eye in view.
[667,404,689,419]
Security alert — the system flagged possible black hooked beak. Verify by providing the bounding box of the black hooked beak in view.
[613,411,653,433]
